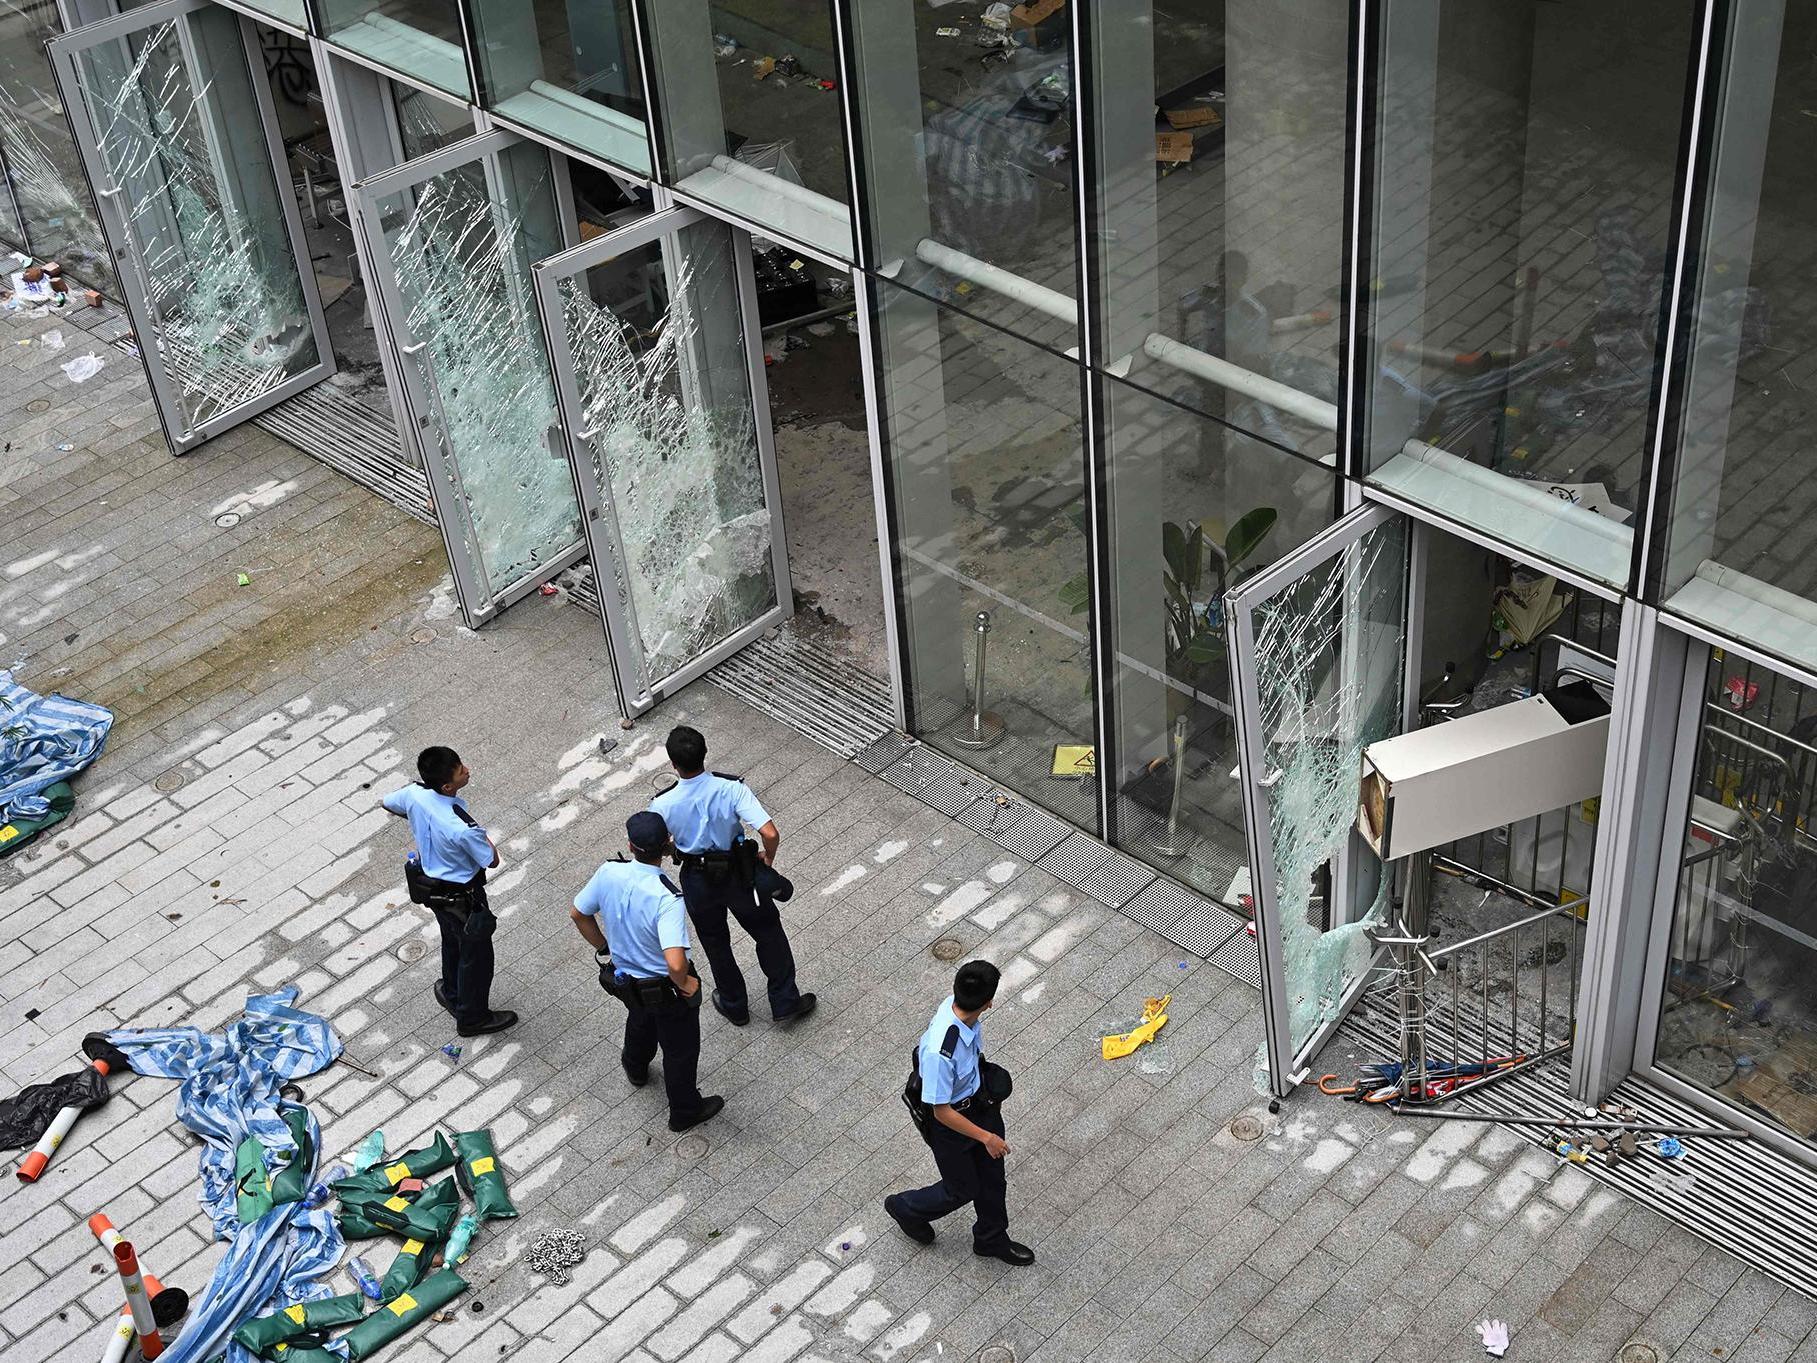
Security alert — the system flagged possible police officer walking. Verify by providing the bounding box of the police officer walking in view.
[570,811,724,1133]
[383,745,517,1037]
[648,726,815,1028]
[884,960,1035,1266]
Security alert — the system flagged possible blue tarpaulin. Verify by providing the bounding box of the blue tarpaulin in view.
[105,989,345,1363]
[0,668,112,821]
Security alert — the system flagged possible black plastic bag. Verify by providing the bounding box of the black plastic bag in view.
[0,1063,108,1149]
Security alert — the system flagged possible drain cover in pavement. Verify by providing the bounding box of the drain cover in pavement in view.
[409,627,436,645]
[214,512,241,529]
[675,1135,709,1160]
[396,940,427,963]
[25,398,49,413]
[932,937,964,962]
[1229,1115,1264,1141]
[152,769,187,793]
[978,1347,1016,1363]
[1618,1346,1661,1363]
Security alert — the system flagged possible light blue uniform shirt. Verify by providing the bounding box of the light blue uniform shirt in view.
[381,784,493,882]
[575,860,689,980]
[916,995,982,1105]
[649,773,771,855]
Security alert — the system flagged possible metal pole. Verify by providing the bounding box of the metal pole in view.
[1388,1107,1748,1139]
[1148,714,1192,857]
[950,610,1005,750]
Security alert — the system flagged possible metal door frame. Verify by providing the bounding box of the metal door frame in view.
[50,0,335,453]
[1227,499,1409,1095]
[350,126,585,626]
[528,205,792,716]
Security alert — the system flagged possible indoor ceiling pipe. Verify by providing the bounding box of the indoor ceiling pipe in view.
[709,155,854,225]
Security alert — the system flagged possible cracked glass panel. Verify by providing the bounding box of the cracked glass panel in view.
[1250,516,1406,1060]
[375,141,580,598]
[555,220,776,688]
[70,9,319,429]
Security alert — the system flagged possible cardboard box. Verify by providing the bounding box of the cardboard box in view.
[1155,130,1195,163]
[1164,105,1220,130]
[1011,0,1063,32]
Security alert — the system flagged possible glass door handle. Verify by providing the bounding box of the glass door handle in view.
[401,340,427,355]
[1257,769,1285,789]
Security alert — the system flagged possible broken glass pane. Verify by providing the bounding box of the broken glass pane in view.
[71,10,319,429]
[557,220,776,689]
[1250,516,1406,1060]
[376,142,581,598]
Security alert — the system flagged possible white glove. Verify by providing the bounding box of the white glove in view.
[1477,1319,1509,1357]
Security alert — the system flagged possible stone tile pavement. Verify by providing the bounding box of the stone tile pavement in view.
[0,305,1811,1363]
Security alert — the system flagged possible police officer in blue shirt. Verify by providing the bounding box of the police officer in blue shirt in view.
[884,960,1035,1266]
[648,726,815,1028]
[383,746,517,1037]
[570,811,725,1133]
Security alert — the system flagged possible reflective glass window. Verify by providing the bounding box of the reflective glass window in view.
[874,279,1097,830]
[320,0,472,99]
[1660,6,1817,677]
[847,0,1077,351]
[1365,0,1694,587]
[394,79,475,159]
[642,0,851,259]
[470,0,649,173]
[1088,2,1348,465]
[1654,649,1817,1149]
[0,0,113,293]
[1102,376,1336,900]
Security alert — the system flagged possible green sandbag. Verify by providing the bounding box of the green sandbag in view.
[0,781,73,859]
[453,1129,518,1221]
[378,1231,440,1303]
[339,1268,467,1361]
[236,1135,274,1225]
[332,1132,455,1199]
[348,1175,461,1241]
[337,1204,392,1240]
[269,1106,316,1209]
[231,1293,367,1356]
[269,1347,338,1363]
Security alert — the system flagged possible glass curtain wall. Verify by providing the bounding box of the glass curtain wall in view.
[1659,3,1817,678]
[468,0,650,173]
[320,0,472,98]
[873,279,1097,831]
[643,0,852,258]
[1654,649,1817,1145]
[1365,0,1694,587]
[0,0,114,293]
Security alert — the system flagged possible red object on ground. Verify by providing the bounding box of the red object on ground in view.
[112,1241,164,1360]
[15,1058,110,1182]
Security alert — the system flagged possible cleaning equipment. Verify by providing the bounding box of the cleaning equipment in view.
[453,1129,518,1220]
[378,1234,438,1302]
[9,1054,112,1181]
[1101,995,1171,1060]
[231,1293,367,1357]
[113,1240,165,1360]
[332,1132,454,1197]
[337,1268,468,1361]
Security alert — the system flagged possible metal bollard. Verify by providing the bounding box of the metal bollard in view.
[1147,715,1192,857]
[950,610,1005,750]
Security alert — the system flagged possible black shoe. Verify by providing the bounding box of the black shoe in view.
[622,1061,649,1088]
[712,991,750,1027]
[668,1095,725,1133]
[456,1010,519,1037]
[974,1240,1035,1267]
[773,992,817,1025]
[884,1194,935,1245]
[433,981,458,1017]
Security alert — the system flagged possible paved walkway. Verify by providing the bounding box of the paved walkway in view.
[0,300,1810,1363]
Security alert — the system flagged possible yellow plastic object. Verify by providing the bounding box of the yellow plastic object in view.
[1101,994,1171,1059]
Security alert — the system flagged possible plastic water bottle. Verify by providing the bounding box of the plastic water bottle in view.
[349,1255,383,1301]
[350,1130,385,1174]
[445,1214,480,1264]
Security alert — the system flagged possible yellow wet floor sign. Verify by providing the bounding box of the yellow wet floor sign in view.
[1102,994,1170,1059]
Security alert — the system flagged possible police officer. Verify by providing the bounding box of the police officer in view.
[570,811,725,1133]
[648,725,815,1027]
[883,960,1035,1266]
[382,746,517,1037]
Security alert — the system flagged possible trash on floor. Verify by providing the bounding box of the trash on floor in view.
[1101,994,1171,1059]
[60,352,104,383]
[0,668,113,856]
[1476,1317,1509,1357]
[3,1037,122,1179]
[525,1229,587,1284]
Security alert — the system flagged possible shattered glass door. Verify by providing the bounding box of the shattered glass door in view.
[49,0,332,450]
[532,208,789,715]
[1228,503,1409,1096]
[354,131,584,626]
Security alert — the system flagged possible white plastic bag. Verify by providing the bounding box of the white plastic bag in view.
[61,353,104,383]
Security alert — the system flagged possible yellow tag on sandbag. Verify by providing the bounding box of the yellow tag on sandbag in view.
[388,1294,417,1317]
[284,1304,308,1324]
[384,1161,411,1183]
[0,825,18,844]
[384,1195,409,1212]
[469,1156,495,1176]
[402,1239,425,1256]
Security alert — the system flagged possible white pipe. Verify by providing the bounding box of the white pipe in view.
[361,12,465,60]
[1694,559,1817,631]
[913,239,1079,327]
[1397,439,1632,548]
[527,80,648,139]
[708,155,852,226]
[1142,331,1339,432]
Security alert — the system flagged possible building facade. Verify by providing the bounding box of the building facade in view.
[11,0,1817,1161]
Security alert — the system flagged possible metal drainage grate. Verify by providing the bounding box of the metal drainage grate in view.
[957,796,1072,863]
[854,731,916,775]
[1036,832,1116,894]
[1122,879,1244,959]
[706,628,894,759]
[1208,929,1262,988]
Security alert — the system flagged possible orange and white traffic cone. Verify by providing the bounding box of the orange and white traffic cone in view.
[111,1241,163,1360]
[15,1058,110,1182]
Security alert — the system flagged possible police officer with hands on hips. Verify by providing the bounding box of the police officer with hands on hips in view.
[885,960,1035,1266]
[383,745,517,1037]
[570,811,725,1133]
[648,725,816,1027]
